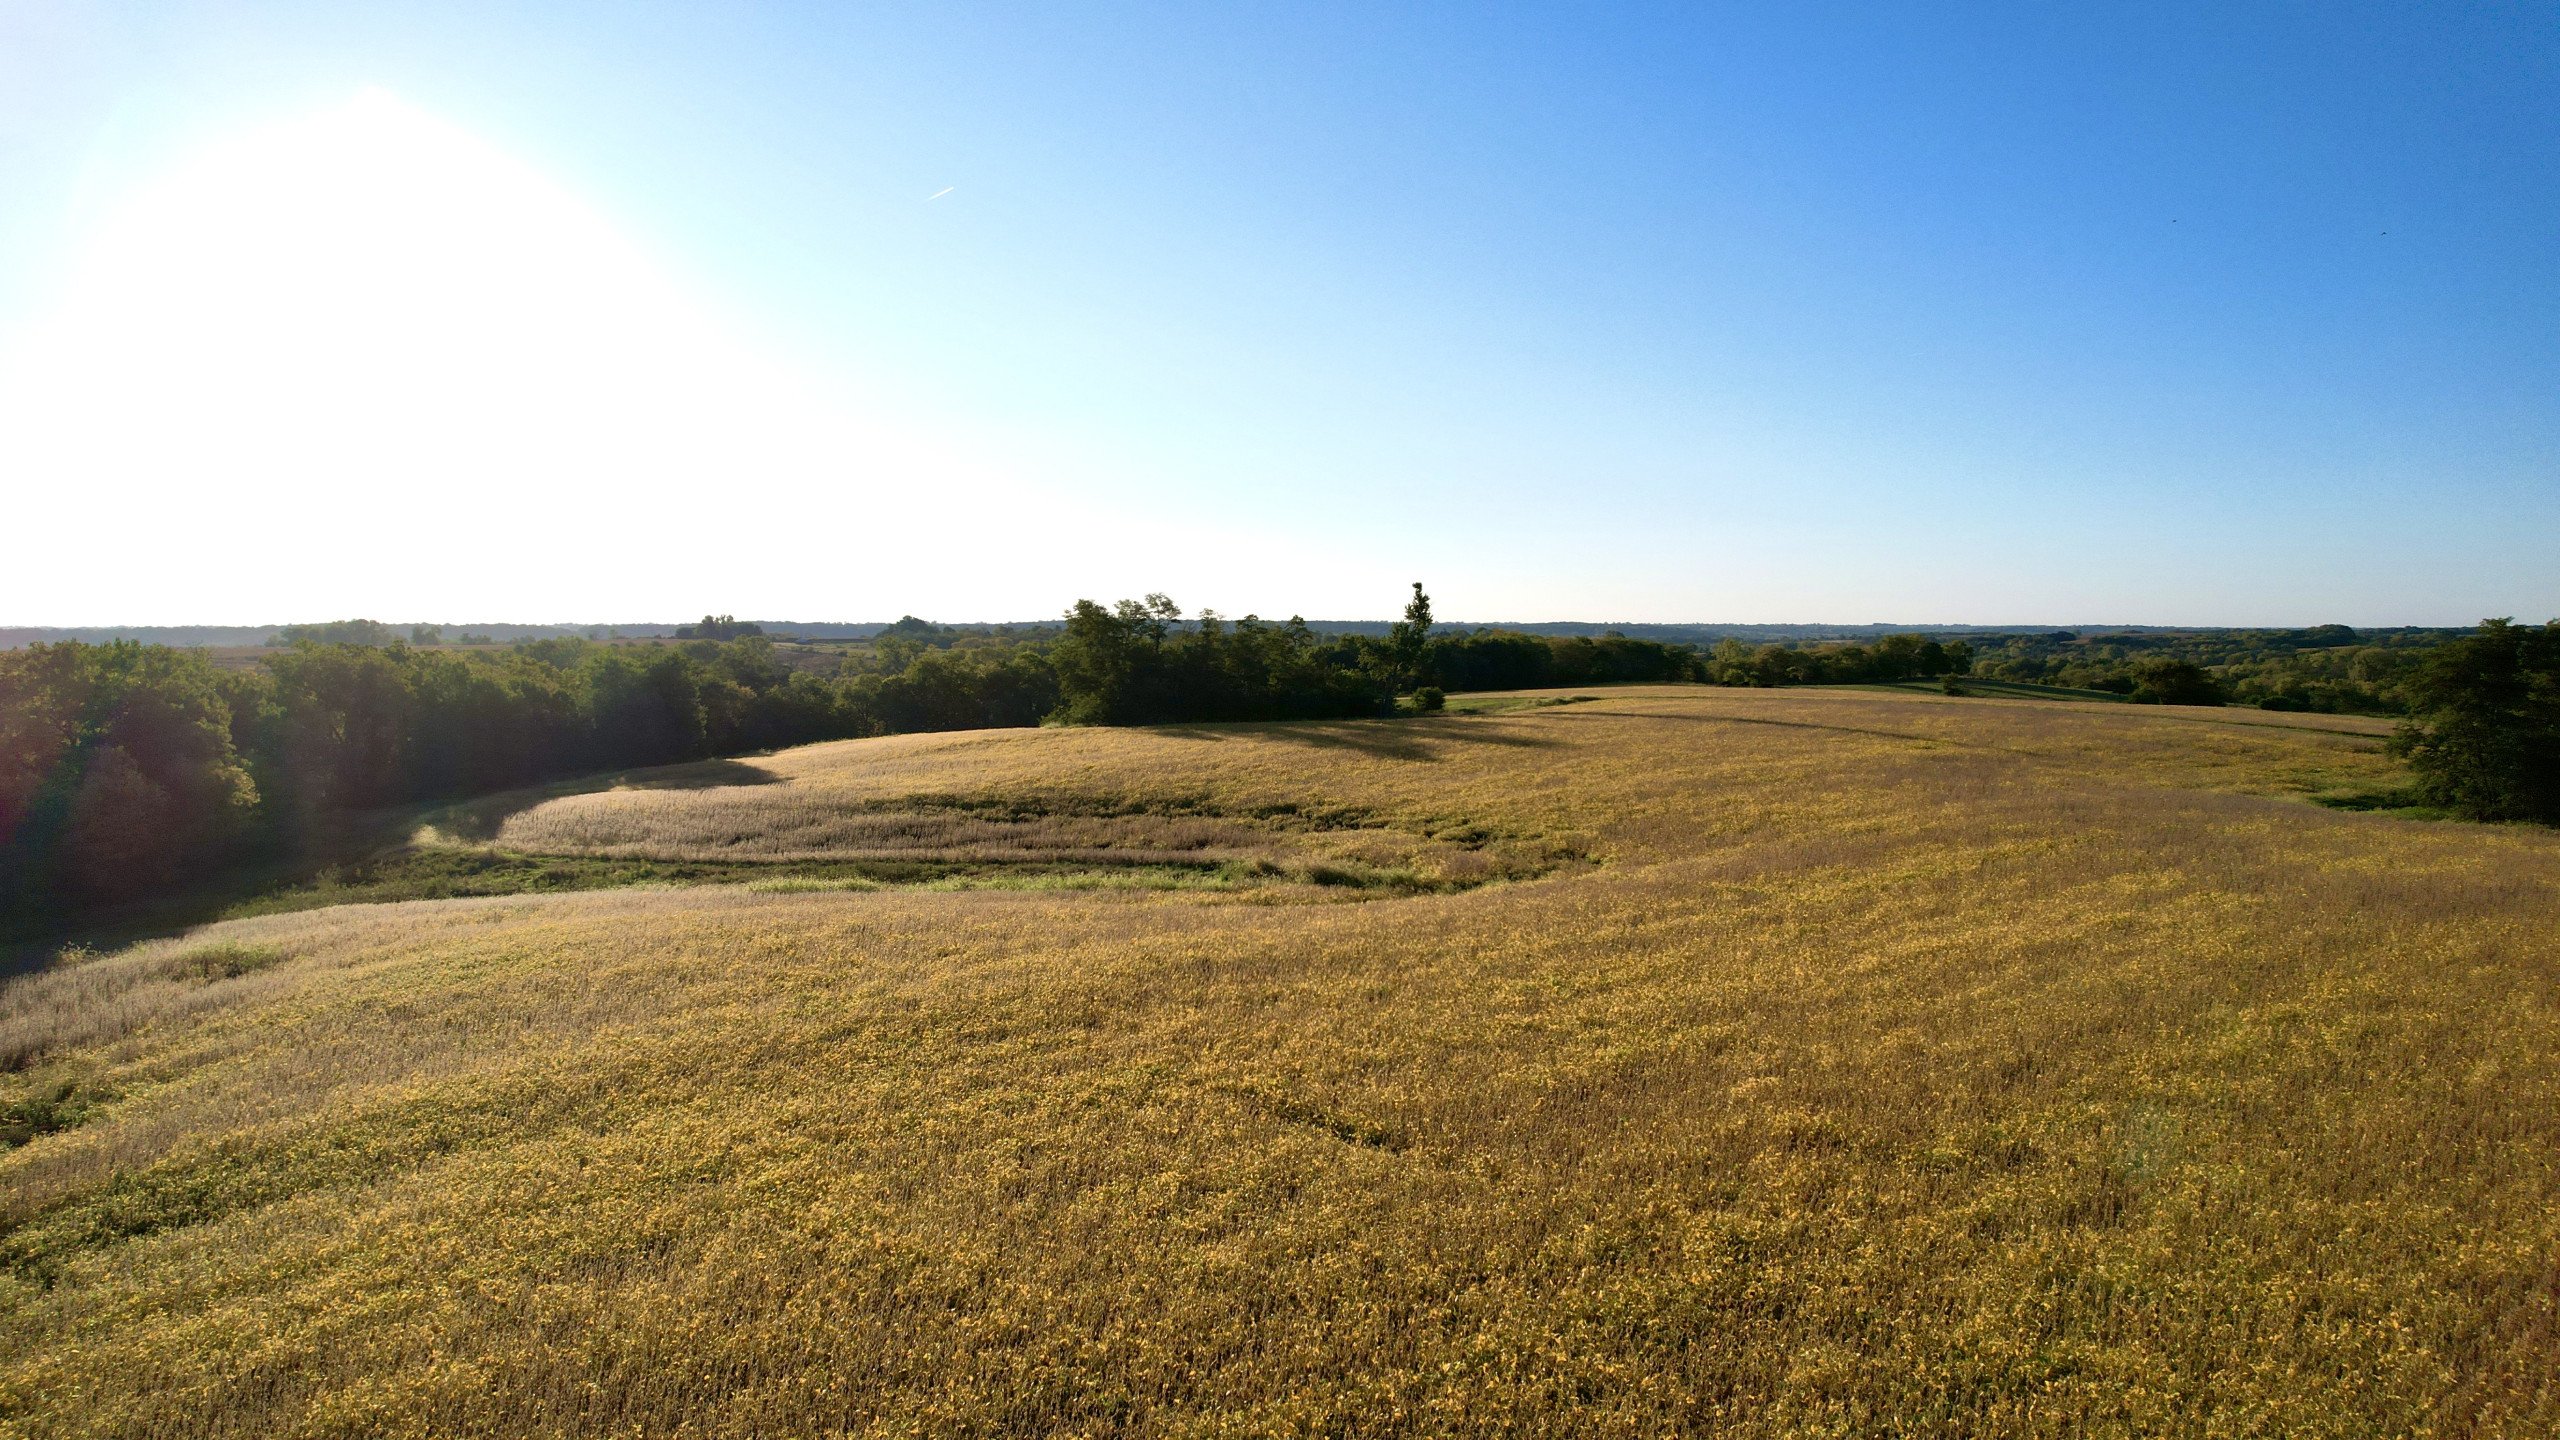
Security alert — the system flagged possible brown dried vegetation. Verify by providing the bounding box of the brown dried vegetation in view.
[0,688,2554,1437]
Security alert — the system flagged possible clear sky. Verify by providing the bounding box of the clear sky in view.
[1,2,2552,626]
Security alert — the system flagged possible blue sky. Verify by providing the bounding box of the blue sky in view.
[0,2,2551,624]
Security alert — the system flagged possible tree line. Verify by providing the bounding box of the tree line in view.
[1956,626,2464,713]
[0,585,1708,914]
[1,635,855,911]
[8,595,2551,919]
[1698,635,1973,689]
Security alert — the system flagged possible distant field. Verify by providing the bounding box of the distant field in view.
[3,688,2554,1437]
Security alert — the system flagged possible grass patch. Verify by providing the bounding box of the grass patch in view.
[1440,693,1603,716]
[0,940,303,1073]
[215,850,1009,917]
[1294,859,1433,891]
[858,790,1387,833]
[915,864,1259,894]
[2308,781,2449,818]
[150,942,286,983]
[200,779,1550,919]
[0,1076,111,1150]
[1218,1081,1408,1151]
[741,876,888,895]
[755,863,1278,895]
[216,843,1480,917]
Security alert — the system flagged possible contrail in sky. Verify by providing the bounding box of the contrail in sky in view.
[927,186,954,200]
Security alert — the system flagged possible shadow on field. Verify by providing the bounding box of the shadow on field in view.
[423,757,783,843]
[1553,709,1948,747]
[1158,717,1560,761]
[1,757,787,981]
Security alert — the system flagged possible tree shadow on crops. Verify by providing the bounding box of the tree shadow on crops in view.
[421,757,783,844]
[1551,708,1948,747]
[1157,717,1560,762]
[1,757,787,979]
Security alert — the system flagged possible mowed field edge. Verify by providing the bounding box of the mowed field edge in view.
[2,687,2554,1438]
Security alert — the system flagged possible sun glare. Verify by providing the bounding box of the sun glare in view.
[0,91,1005,619]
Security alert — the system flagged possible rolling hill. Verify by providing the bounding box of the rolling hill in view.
[3,687,2554,1437]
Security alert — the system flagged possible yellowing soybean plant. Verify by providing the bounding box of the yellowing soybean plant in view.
[3,687,2555,1438]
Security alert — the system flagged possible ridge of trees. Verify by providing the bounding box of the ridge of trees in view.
[0,585,1696,914]
[673,615,766,641]
[1954,628,2452,713]
[8,593,2553,920]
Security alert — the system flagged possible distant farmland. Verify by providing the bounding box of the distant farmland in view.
[3,687,2555,1436]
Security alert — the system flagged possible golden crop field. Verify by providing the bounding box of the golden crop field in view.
[3,687,2555,1438]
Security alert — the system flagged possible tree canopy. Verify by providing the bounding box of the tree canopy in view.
[2391,619,2560,823]
[33,591,2532,929]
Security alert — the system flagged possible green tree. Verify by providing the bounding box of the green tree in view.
[260,642,416,818]
[675,614,765,641]
[2391,619,2560,823]
[583,648,712,768]
[1050,596,1179,725]
[1387,583,1433,691]
[0,642,257,905]
[270,619,401,647]
[2127,658,2224,706]
[1870,634,1926,680]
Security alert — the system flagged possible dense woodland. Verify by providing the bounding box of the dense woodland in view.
[4,591,2553,919]
[1955,625,2460,713]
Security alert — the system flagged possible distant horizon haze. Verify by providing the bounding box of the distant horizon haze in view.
[0,616,2500,649]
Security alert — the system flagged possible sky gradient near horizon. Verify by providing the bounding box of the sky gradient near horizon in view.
[1,2,2552,626]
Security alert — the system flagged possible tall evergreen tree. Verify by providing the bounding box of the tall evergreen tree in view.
[1388,582,1433,691]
